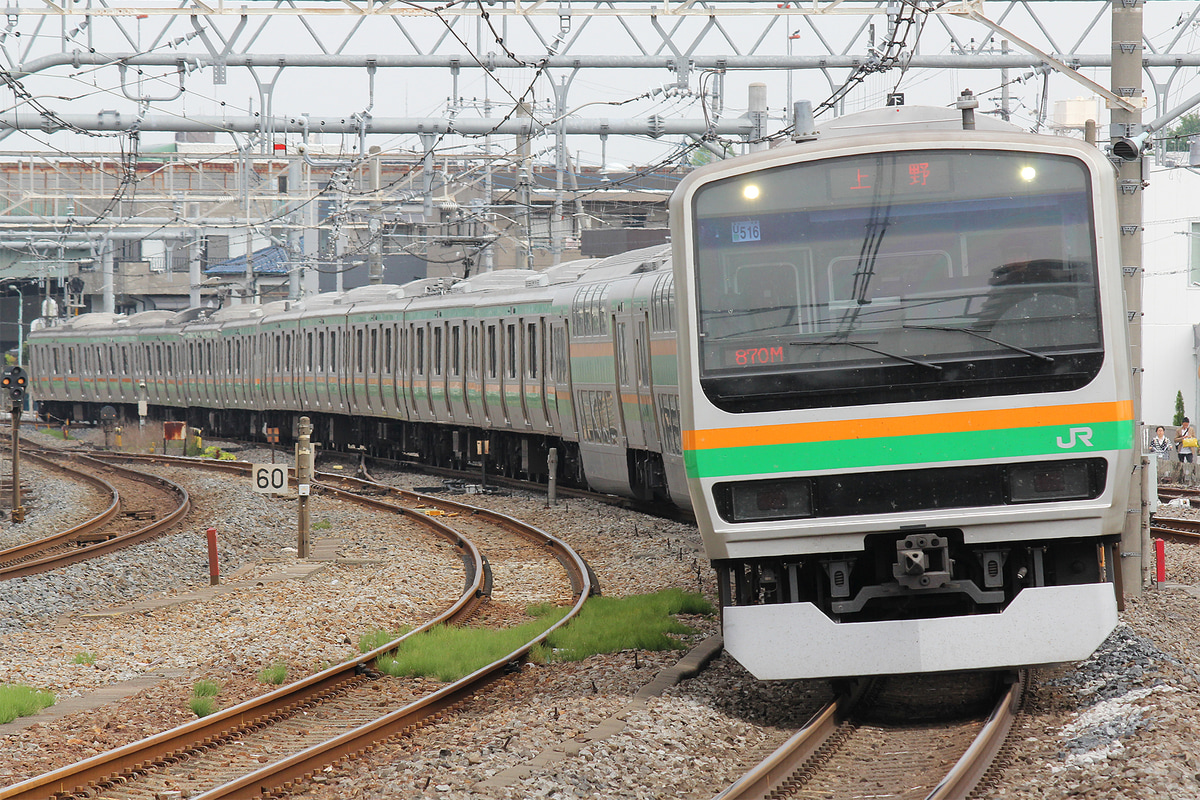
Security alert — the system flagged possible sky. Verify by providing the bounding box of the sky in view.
[1,2,1197,170]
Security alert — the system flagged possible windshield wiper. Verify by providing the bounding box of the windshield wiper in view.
[902,324,1054,363]
[790,339,943,372]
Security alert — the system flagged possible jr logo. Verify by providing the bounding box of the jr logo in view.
[1056,427,1094,449]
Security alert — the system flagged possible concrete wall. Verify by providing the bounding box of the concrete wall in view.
[1142,160,1200,428]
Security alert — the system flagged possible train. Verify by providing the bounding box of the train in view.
[28,103,1135,680]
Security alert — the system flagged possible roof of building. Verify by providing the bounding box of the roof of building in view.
[205,246,289,276]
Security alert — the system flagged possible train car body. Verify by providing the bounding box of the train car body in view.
[28,245,683,506]
[669,106,1134,679]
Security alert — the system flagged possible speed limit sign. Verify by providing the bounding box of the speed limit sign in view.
[252,464,289,494]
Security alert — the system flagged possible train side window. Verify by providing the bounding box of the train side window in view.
[637,320,650,385]
[658,393,682,455]
[506,324,517,379]
[356,329,364,372]
[416,327,426,376]
[527,322,538,379]
[306,333,313,371]
[434,326,443,376]
[615,322,629,385]
[385,327,394,374]
[370,328,378,373]
[451,325,461,376]
[651,273,676,333]
[487,325,497,379]
[167,345,174,374]
[470,325,479,376]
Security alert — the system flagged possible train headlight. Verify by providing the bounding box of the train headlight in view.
[715,478,814,523]
[1008,461,1093,503]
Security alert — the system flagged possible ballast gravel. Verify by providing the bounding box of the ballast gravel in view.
[4,425,1200,798]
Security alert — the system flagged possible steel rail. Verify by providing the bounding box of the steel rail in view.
[2,453,592,800]
[0,478,489,800]
[711,699,842,800]
[0,450,121,566]
[925,671,1026,800]
[0,452,190,580]
[1150,516,1200,544]
[714,673,1022,800]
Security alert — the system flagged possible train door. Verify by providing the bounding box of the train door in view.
[383,323,401,420]
[415,323,432,420]
[433,322,450,420]
[533,317,551,430]
[501,321,520,426]
[450,322,468,422]
[484,322,501,424]
[634,314,660,451]
[331,328,345,413]
[352,325,366,415]
[612,316,635,448]
[513,319,531,428]
[399,325,415,421]
[368,325,383,416]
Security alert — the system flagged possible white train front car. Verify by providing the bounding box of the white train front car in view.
[669,107,1134,679]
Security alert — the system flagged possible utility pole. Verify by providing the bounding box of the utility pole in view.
[1111,0,1146,595]
[368,145,383,285]
[296,415,313,558]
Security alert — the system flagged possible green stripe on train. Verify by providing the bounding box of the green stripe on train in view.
[683,420,1135,479]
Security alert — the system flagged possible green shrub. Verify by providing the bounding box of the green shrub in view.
[72,651,98,665]
[536,589,713,663]
[370,590,712,682]
[190,696,218,717]
[257,662,288,685]
[0,684,55,724]
[192,679,221,698]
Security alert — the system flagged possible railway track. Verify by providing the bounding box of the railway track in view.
[0,453,594,800]
[1149,515,1200,544]
[0,449,190,580]
[715,671,1024,800]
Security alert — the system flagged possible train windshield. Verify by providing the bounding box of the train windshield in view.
[690,149,1103,411]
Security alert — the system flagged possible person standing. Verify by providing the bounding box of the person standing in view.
[1176,418,1197,463]
[1150,425,1173,460]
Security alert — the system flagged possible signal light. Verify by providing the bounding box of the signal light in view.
[2,366,26,401]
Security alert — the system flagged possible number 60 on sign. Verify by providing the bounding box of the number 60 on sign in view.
[252,464,289,494]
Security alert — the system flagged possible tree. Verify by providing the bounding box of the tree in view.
[1175,390,1186,427]
[1164,112,1200,152]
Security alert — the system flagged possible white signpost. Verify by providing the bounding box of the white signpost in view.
[252,463,289,494]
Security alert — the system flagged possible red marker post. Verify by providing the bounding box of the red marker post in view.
[1155,538,1166,584]
[206,527,220,586]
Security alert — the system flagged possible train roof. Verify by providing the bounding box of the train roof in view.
[814,105,1020,139]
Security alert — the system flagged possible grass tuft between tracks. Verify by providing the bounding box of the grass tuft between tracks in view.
[365,589,712,683]
[0,684,55,724]
[257,661,288,685]
[189,679,222,717]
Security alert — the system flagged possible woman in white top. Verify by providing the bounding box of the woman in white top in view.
[1151,426,1172,460]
